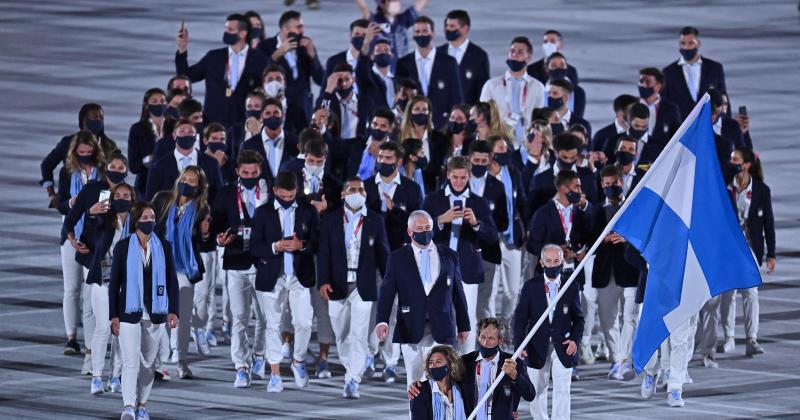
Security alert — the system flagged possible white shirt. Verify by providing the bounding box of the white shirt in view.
[344,206,367,282]
[411,242,440,296]
[553,198,574,239]
[174,148,198,171]
[372,65,395,103]
[552,161,576,177]
[678,55,703,100]
[713,116,722,136]
[642,95,660,134]
[732,176,753,226]
[302,165,324,195]
[271,201,298,260]
[622,164,637,195]
[414,47,436,92]
[447,39,470,65]
[375,171,402,200]
[261,129,285,178]
[480,71,545,140]
[469,174,487,197]
[420,130,430,162]
[614,118,627,134]
[634,132,650,162]
[227,45,248,89]
[139,236,152,267]
[475,350,500,401]
[444,185,470,227]
[149,117,163,140]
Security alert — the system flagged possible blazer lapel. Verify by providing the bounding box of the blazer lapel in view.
[405,245,427,295]
[358,214,375,265]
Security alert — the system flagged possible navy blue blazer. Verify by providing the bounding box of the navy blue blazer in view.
[493,165,528,249]
[240,130,299,187]
[516,153,556,197]
[528,166,598,215]
[144,152,223,202]
[85,213,129,286]
[108,234,180,325]
[210,183,266,271]
[514,275,584,370]
[474,176,509,265]
[61,179,115,268]
[436,41,490,106]
[650,97,682,144]
[258,36,325,133]
[528,59,579,86]
[279,158,343,214]
[729,179,775,265]
[715,116,745,160]
[315,90,370,139]
[175,47,268,126]
[249,200,320,291]
[590,202,639,288]
[365,174,424,250]
[127,120,160,196]
[354,54,395,113]
[422,190,498,284]
[410,381,466,420]
[602,134,667,168]
[376,244,471,344]
[460,350,536,419]
[317,206,390,301]
[662,56,727,119]
[396,51,464,129]
[591,122,620,152]
[525,200,593,280]
[421,131,449,194]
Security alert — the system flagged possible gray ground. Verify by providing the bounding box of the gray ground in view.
[1,0,799,418]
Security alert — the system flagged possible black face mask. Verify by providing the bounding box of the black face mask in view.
[245,110,261,120]
[106,170,127,184]
[448,181,466,196]
[548,68,568,81]
[415,156,429,171]
[466,120,478,133]
[410,113,429,126]
[287,32,303,44]
[448,121,465,134]
[351,35,365,51]
[603,185,623,200]
[194,122,204,136]
[369,128,388,141]
[77,155,94,165]
[550,123,564,136]
[615,151,635,166]
[148,103,167,118]
[679,48,698,61]
[428,365,449,381]
[566,190,581,204]
[506,59,526,72]
[412,229,433,246]
[731,163,742,175]
[471,164,488,178]
[478,342,499,359]
[240,177,258,190]
[275,197,295,209]
[178,182,197,197]
[548,96,565,110]
[111,199,131,213]
[337,86,354,99]
[374,53,392,67]
[165,106,179,119]
[629,128,647,140]
[137,220,155,235]
[494,152,510,166]
[208,142,226,154]
[85,119,104,135]
[377,162,396,177]
[250,27,263,40]
[445,29,460,42]
[223,32,239,45]
[413,35,432,48]
[176,135,196,150]
[543,264,562,279]
[263,116,283,131]
[557,158,574,170]
[638,85,655,99]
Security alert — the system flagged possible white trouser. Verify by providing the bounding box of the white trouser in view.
[528,348,573,420]
[667,314,698,391]
[193,251,217,330]
[720,287,759,340]
[61,241,94,346]
[458,282,479,354]
[90,283,122,378]
[155,325,170,365]
[310,280,335,344]
[219,250,231,327]
[644,337,672,376]
[697,296,721,357]
[477,262,497,320]
[580,256,597,346]
[119,319,162,407]
[329,288,373,383]
[258,275,312,365]
[227,269,266,369]
[400,326,440,387]
[370,297,400,367]
[170,274,193,361]
[596,274,637,363]
[496,242,522,319]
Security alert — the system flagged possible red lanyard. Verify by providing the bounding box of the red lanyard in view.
[502,77,529,109]
[236,184,261,221]
[344,212,365,243]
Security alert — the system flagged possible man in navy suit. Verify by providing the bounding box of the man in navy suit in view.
[662,26,727,119]
[437,10,489,106]
[240,98,299,187]
[258,10,324,134]
[396,16,464,129]
[355,29,397,114]
[423,156,498,354]
[591,94,638,154]
[350,107,395,179]
[323,19,368,85]
[145,119,223,201]
[374,210,471,387]
[609,135,645,196]
[529,133,598,215]
[514,244,584,420]
[318,177,390,398]
[280,134,342,217]
[638,67,682,144]
[152,98,204,161]
[603,104,666,168]
[249,171,320,393]
[175,14,268,127]
[316,63,369,140]
[547,79,591,139]
[542,52,587,119]
[527,30,580,86]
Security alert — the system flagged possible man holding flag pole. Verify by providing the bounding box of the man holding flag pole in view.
[470,92,762,419]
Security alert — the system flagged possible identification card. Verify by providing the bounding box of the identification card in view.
[101,258,112,282]
[238,226,251,251]
[505,112,520,127]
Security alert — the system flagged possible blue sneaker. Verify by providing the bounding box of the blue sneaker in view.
[91,377,104,395]
[251,356,266,380]
[667,389,685,407]
[108,377,122,393]
[608,362,623,380]
[120,407,135,420]
[382,365,397,383]
[364,355,375,379]
[135,407,150,420]
[317,360,332,379]
[267,374,284,393]
[342,379,360,399]
[234,368,250,388]
[641,373,656,399]
[291,362,309,388]
[206,330,218,347]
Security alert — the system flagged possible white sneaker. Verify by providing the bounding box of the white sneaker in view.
[640,373,656,399]
[291,362,309,388]
[721,336,735,353]
[120,407,136,420]
[91,377,104,395]
[108,377,122,393]
[580,343,596,365]
[206,330,219,347]
[267,374,284,393]
[177,360,193,379]
[194,329,211,356]
[607,362,623,380]
[81,354,92,375]
[703,355,719,368]
[281,342,292,360]
[233,368,250,388]
[620,362,636,381]
[667,389,685,407]
[595,341,609,361]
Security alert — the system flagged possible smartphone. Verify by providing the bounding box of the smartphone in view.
[738,105,747,117]
[179,19,185,37]
[283,235,294,241]
[98,190,111,203]
[379,23,391,33]
[453,199,463,210]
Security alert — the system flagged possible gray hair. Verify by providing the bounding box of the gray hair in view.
[540,244,564,261]
[407,210,434,229]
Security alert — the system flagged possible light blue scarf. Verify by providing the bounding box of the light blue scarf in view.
[70,167,97,239]
[432,382,466,420]
[125,233,168,315]
[165,201,199,278]
[357,148,376,180]
[500,165,515,244]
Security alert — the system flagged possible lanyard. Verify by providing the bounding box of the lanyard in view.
[557,205,573,239]
[236,184,261,222]
[502,76,528,115]
[475,360,494,415]
[344,212,366,244]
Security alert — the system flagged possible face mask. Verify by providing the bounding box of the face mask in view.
[208,142,226,153]
[629,128,647,140]
[604,185,623,199]
[263,80,285,98]
[275,197,295,209]
[370,128,388,141]
[305,162,324,177]
[731,163,742,175]
[566,190,581,204]
[557,158,574,170]
[428,365,450,381]
[448,121,465,134]
[337,86,354,99]
[374,53,392,68]
[494,152,510,166]
[344,192,366,209]
[679,48,698,61]
[148,103,167,118]
[412,229,433,246]
[548,68,568,81]
[506,59,526,72]
[351,35,365,51]
[287,32,303,44]
[106,170,127,184]
[615,151,635,166]
[85,119,104,135]
[550,123,564,136]
[77,155,94,165]
[466,120,478,133]
[111,199,131,213]
[548,96,565,110]
[250,27,263,40]
[176,135,196,150]
[194,122,204,136]
[396,99,409,112]
[386,0,401,15]
[240,176,258,190]
[471,164,488,178]
[413,35,432,48]
[478,342,499,359]
[410,113,429,126]
[543,264,562,279]
[263,116,283,131]
[542,42,558,58]
[137,220,155,235]
[223,31,238,45]
[415,156,429,171]
[165,106,179,119]
[638,85,655,99]
[377,162,396,177]
[445,29,460,42]
[245,110,261,120]
[178,182,197,197]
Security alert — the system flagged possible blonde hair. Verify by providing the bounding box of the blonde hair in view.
[65,131,105,174]
[399,95,434,142]
[159,165,209,223]
[530,119,553,161]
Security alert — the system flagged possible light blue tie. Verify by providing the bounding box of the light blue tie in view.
[380,183,392,212]
[420,248,432,287]
[418,58,429,96]
[547,280,559,318]
[476,359,493,420]
[246,188,255,218]
[230,52,240,89]
[357,149,375,180]
[266,139,278,178]
[384,75,394,108]
[341,101,351,138]
[510,78,524,141]
[283,208,294,276]
[180,156,190,171]
[344,212,359,248]
[309,175,320,194]
[500,166,515,244]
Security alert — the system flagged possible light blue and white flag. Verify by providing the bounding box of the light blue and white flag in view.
[612,94,762,372]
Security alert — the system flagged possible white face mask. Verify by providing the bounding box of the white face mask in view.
[542,42,558,59]
[344,192,366,209]
[305,162,324,177]
[263,80,285,99]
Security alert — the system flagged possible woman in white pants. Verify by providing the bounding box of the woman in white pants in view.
[109,203,179,420]
[153,166,212,379]
[86,182,135,394]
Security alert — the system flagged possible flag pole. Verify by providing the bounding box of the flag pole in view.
[466,94,711,420]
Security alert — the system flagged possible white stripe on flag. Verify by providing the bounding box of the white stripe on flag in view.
[641,141,697,229]
[663,241,711,332]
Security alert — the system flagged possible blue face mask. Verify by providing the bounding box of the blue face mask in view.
[412,230,433,246]
[548,96,565,110]
[506,59,526,72]
[245,110,261,120]
[176,135,195,150]
[548,68,568,81]
[448,121,465,134]
[471,164,488,178]
[178,182,197,197]
[566,190,581,204]
[638,85,655,99]
[208,142,226,153]
[263,116,283,131]
[543,264,562,279]
[445,29,460,42]
[137,220,155,235]
[85,119,104,135]
[223,31,238,45]
[351,36,365,51]
[250,27,263,40]
[615,151,635,166]
[478,342,499,359]
[374,53,392,68]
[106,170,127,184]
[679,48,698,61]
[494,152,510,166]
[604,185,623,199]
[275,197,295,209]
[148,104,167,118]
[428,365,449,381]
[369,128,388,141]
[410,113,429,126]
[240,177,258,190]
[413,35,432,48]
